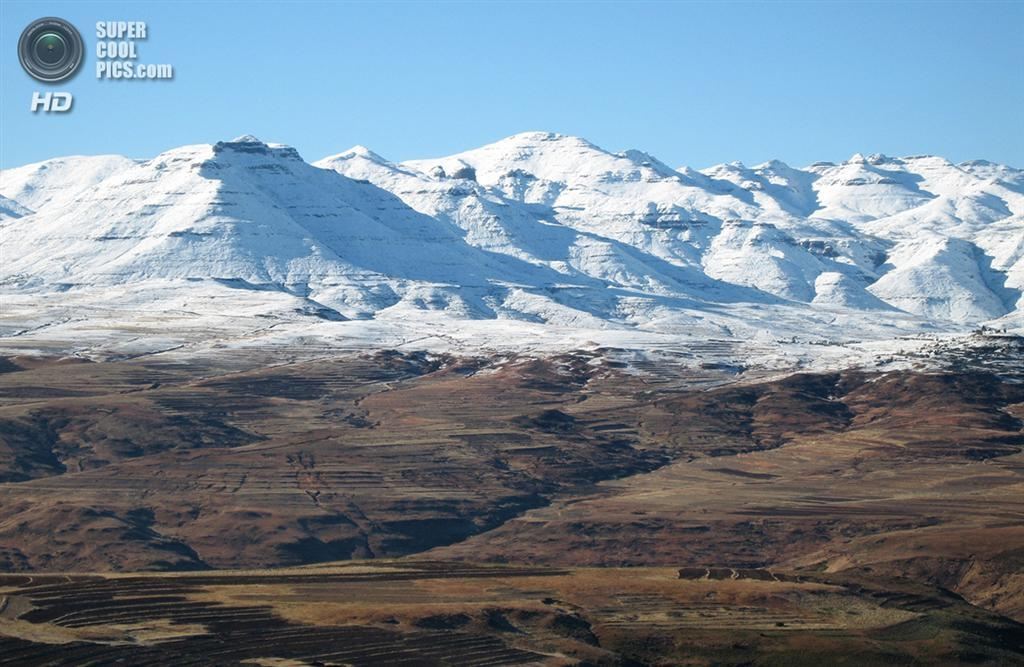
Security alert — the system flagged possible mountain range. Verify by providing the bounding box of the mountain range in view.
[1,132,1021,361]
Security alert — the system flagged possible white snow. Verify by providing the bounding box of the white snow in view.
[1,132,1020,369]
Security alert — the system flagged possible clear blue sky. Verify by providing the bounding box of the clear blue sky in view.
[1,1,1022,169]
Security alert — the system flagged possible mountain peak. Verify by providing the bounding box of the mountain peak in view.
[211,135,303,162]
[213,135,270,153]
[336,145,388,163]
[504,130,568,143]
[486,131,601,152]
[754,159,794,171]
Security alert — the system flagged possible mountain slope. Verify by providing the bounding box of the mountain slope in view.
[0,195,31,221]
[0,154,137,213]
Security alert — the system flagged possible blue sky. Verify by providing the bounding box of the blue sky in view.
[1,1,1022,169]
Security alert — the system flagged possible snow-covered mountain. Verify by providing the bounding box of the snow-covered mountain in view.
[0,137,577,321]
[335,132,1023,326]
[1,133,1021,361]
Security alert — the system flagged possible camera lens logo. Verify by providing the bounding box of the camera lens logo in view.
[18,17,84,83]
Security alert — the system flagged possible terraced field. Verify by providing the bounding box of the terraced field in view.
[3,561,1024,665]
[0,565,562,666]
